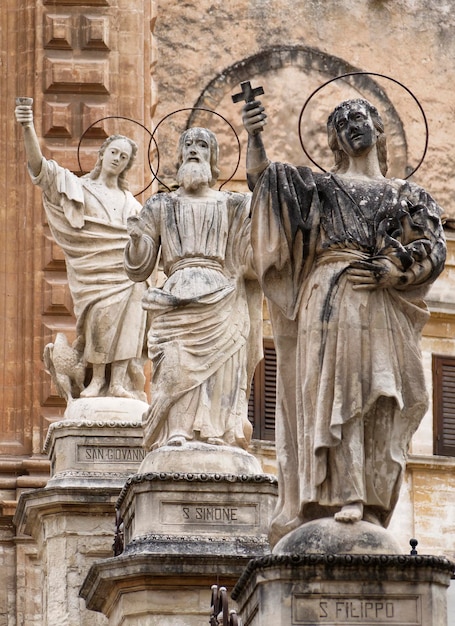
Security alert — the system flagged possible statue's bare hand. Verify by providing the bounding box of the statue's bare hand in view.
[242,100,267,135]
[15,104,33,127]
[127,215,146,242]
[346,258,403,290]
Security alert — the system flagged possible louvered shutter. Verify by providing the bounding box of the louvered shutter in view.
[248,340,276,440]
[433,355,455,457]
[247,374,257,431]
[262,342,277,439]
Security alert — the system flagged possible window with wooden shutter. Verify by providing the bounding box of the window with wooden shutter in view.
[433,354,455,457]
[248,339,276,440]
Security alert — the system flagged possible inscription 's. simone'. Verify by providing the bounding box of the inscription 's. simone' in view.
[160,501,258,526]
[182,507,238,522]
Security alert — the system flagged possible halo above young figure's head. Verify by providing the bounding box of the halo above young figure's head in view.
[298,72,429,180]
[77,116,158,197]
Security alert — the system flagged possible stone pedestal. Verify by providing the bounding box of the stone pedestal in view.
[231,553,454,626]
[44,399,148,488]
[80,442,278,624]
[232,519,454,626]
[14,398,148,626]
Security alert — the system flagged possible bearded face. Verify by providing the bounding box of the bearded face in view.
[176,128,219,191]
[176,160,212,191]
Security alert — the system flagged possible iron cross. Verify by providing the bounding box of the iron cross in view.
[231,81,264,104]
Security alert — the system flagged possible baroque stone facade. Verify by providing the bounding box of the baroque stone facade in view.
[1,0,455,623]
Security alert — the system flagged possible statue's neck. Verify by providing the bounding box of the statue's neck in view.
[342,150,383,180]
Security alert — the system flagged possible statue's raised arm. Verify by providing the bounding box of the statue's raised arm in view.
[238,92,446,551]
[15,98,148,403]
[242,100,269,191]
[15,99,44,177]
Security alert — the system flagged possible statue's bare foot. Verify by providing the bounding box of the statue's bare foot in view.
[166,435,187,447]
[334,502,363,523]
[80,378,105,398]
[109,384,135,399]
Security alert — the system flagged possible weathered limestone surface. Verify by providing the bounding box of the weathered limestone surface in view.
[2,0,455,624]
[15,487,113,626]
[124,126,262,452]
[232,554,454,626]
[149,1,455,570]
[78,120,270,624]
[241,94,446,547]
[13,404,146,626]
[43,413,147,488]
[121,449,275,555]
[82,553,239,626]
[80,443,278,624]
[153,0,455,221]
[15,102,149,403]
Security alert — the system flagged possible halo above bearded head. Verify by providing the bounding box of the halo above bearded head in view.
[177,127,221,187]
[149,107,241,191]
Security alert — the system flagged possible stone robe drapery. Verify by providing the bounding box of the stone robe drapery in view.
[31,158,147,366]
[251,163,446,545]
[125,191,262,451]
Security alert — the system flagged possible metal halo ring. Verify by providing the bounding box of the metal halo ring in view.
[149,107,241,191]
[298,71,429,180]
[77,116,159,197]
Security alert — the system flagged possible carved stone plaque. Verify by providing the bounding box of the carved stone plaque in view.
[292,594,421,625]
[77,445,146,464]
[159,501,258,527]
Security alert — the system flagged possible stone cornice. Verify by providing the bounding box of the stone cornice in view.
[127,533,270,545]
[124,532,271,554]
[116,471,278,508]
[13,484,121,536]
[43,419,143,453]
[80,551,255,613]
[231,553,455,600]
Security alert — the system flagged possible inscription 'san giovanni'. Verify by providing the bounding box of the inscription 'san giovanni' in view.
[79,446,146,463]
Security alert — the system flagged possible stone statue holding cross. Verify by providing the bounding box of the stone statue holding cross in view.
[235,83,446,547]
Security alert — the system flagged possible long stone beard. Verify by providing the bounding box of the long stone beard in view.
[176,161,212,191]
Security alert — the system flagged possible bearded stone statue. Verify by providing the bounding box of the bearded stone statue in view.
[125,127,262,451]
